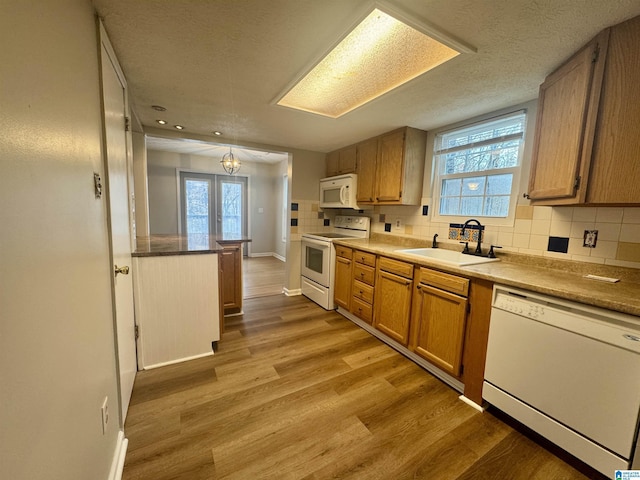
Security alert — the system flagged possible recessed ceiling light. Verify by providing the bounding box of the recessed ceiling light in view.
[213,131,222,136]
[156,119,167,125]
[174,125,184,130]
[276,7,474,118]
[152,105,167,111]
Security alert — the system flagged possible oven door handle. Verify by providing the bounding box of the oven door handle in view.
[302,237,331,249]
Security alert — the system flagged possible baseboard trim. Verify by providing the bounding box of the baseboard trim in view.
[248,252,286,262]
[143,351,214,370]
[108,430,128,480]
[459,395,485,412]
[283,288,302,296]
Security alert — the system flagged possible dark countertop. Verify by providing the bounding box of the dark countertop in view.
[334,235,640,317]
[133,235,251,257]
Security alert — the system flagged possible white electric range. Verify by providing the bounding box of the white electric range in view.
[301,215,370,310]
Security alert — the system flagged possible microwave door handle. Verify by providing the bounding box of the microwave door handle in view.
[340,185,347,205]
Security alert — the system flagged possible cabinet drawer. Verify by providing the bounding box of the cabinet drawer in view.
[418,268,469,297]
[351,297,373,324]
[352,279,374,304]
[335,245,353,259]
[379,256,414,279]
[354,250,376,267]
[353,263,375,286]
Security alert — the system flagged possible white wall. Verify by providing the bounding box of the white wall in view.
[0,1,121,479]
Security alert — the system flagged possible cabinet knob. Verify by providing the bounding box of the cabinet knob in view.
[522,193,530,199]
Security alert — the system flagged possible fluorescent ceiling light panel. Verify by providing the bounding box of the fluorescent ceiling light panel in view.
[277,8,465,118]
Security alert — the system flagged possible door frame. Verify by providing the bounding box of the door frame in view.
[98,21,138,428]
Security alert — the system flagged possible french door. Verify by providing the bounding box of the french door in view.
[180,172,248,253]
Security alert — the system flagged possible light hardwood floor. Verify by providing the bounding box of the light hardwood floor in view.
[122,294,605,480]
[243,256,285,299]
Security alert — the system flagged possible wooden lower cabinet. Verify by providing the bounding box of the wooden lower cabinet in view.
[334,246,353,309]
[373,257,413,345]
[220,243,242,315]
[334,246,493,404]
[350,250,376,323]
[409,268,469,378]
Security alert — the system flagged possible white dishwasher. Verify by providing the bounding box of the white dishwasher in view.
[483,285,640,476]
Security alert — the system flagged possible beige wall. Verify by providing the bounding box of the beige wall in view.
[0,1,121,479]
[146,149,283,255]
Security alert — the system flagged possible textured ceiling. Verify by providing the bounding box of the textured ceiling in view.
[93,0,640,155]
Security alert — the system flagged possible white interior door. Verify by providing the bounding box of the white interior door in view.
[101,41,137,424]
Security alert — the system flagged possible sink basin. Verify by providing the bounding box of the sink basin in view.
[394,248,500,266]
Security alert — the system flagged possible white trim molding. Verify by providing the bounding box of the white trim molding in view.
[108,430,128,480]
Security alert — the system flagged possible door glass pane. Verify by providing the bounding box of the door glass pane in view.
[185,179,210,249]
[221,181,242,237]
[306,245,324,274]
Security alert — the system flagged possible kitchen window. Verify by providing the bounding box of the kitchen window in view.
[432,111,526,225]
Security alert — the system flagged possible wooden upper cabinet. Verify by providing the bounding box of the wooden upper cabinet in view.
[375,130,406,202]
[374,127,427,205]
[326,145,357,177]
[586,15,640,204]
[528,14,640,206]
[356,137,378,203]
[528,31,608,203]
[348,126,427,206]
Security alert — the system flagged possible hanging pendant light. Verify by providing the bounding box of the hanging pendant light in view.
[220,146,241,175]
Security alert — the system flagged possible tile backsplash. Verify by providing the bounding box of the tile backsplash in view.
[289,199,640,269]
[368,201,640,269]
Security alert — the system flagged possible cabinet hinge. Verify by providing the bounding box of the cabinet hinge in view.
[592,46,599,63]
[134,324,139,340]
[460,365,464,375]
[574,175,581,191]
[125,116,131,132]
[467,303,471,314]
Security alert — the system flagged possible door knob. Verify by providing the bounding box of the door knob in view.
[114,265,130,276]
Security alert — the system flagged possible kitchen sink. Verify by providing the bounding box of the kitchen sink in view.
[394,248,500,266]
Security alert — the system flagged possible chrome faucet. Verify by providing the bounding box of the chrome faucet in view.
[461,218,483,255]
[432,233,438,248]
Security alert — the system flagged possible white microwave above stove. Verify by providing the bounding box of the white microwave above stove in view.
[319,174,364,210]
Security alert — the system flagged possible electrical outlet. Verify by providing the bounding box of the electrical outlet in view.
[101,396,109,434]
[583,230,598,248]
[395,218,402,228]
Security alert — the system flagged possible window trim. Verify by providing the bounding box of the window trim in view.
[431,110,526,227]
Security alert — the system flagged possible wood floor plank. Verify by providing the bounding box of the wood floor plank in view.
[123,294,603,480]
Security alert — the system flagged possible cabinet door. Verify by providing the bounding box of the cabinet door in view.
[356,137,378,203]
[528,34,607,203]
[375,130,405,203]
[587,16,640,204]
[373,270,413,345]
[339,146,357,174]
[410,284,467,377]
[326,150,339,177]
[334,256,352,310]
[221,244,242,314]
